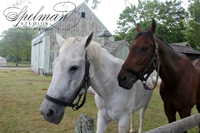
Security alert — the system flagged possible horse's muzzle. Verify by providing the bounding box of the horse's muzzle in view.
[117,72,136,90]
[40,100,65,124]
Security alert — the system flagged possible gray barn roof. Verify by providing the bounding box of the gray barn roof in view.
[98,29,112,37]
[0,57,6,59]
[103,40,200,56]
[170,44,200,55]
[103,40,129,55]
[171,42,189,46]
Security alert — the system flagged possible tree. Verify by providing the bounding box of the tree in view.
[0,27,37,66]
[114,0,188,44]
[188,0,200,23]
[186,0,200,51]
[84,0,132,9]
[85,0,101,9]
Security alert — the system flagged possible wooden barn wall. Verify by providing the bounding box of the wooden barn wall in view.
[186,54,200,61]
[115,45,129,61]
[45,3,109,73]
[31,32,45,74]
[0,58,7,67]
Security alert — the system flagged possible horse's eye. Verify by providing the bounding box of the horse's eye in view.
[69,65,78,71]
[141,46,148,51]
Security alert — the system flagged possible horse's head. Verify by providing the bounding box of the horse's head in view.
[118,19,158,90]
[40,32,93,124]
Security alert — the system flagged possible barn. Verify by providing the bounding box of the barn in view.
[0,57,7,67]
[170,42,200,61]
[98,29,130,61]
[31,2,129,75]
[152,42,200,85]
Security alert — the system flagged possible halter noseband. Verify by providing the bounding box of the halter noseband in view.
[122,35,160,90]
[45,51,91,111]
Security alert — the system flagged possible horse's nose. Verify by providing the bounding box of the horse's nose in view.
[40,103,45,115]
[118,73,134,90]
[46,109,55,119]
[118,74,128,86]
[122,75,127,82]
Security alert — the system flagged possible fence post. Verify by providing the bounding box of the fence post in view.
[75,114,95,133]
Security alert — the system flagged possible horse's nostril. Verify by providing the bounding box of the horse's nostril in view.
[122,75,127,81]
[46,109,55,118]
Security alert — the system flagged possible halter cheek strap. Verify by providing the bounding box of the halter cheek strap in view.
[45,51,91,111]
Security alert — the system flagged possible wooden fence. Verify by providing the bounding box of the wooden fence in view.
[145,113,200,133]
[75,113,200,133]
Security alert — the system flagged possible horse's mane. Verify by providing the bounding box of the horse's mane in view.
[60,37,108,65]
[87,41,105,63]
[156,36,174,51]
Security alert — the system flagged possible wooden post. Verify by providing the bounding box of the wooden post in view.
[75,114,95,133]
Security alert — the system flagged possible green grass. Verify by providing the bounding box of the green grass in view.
[0,69,199,132]
[6,62,31,67]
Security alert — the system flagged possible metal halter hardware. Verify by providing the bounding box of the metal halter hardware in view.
[45,51,91,111]
[122,35,160,90]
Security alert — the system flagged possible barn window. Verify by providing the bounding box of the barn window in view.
[50,52,54,62]
[81,12,85,18]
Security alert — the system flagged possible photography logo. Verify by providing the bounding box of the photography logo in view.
[3,1,81,30]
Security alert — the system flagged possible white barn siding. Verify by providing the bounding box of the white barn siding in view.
[31,32,50,74]
[44,36,50,74]
[31,2,114,75]
[0,57,7,67]
[30,2,130,96]
[115,46,129,61]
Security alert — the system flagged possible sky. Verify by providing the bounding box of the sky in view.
[0,0,133,35]
[0,0,190,35]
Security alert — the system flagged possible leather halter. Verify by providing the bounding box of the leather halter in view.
[45,51,91,110]
[122,35,160,90]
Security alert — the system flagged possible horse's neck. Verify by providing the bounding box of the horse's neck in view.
[87,44,121,98]
[157,39,184,86]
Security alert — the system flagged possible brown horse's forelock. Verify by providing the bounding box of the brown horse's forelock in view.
[134,30,153,41]
[134,31,175,52]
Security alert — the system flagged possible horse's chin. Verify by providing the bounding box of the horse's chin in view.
[54,113,64,124]
[44,112,64,125]
[119,81,134,90]
[118,76,136,90]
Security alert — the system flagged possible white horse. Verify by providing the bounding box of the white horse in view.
[40,32,153,133]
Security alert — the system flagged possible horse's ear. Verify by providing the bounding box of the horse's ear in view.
[149,19,156,34]
[84,31,93,48]
[136,23,142,33]
[56,33,66,47]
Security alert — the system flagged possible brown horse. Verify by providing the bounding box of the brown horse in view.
[117,19,200,132]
